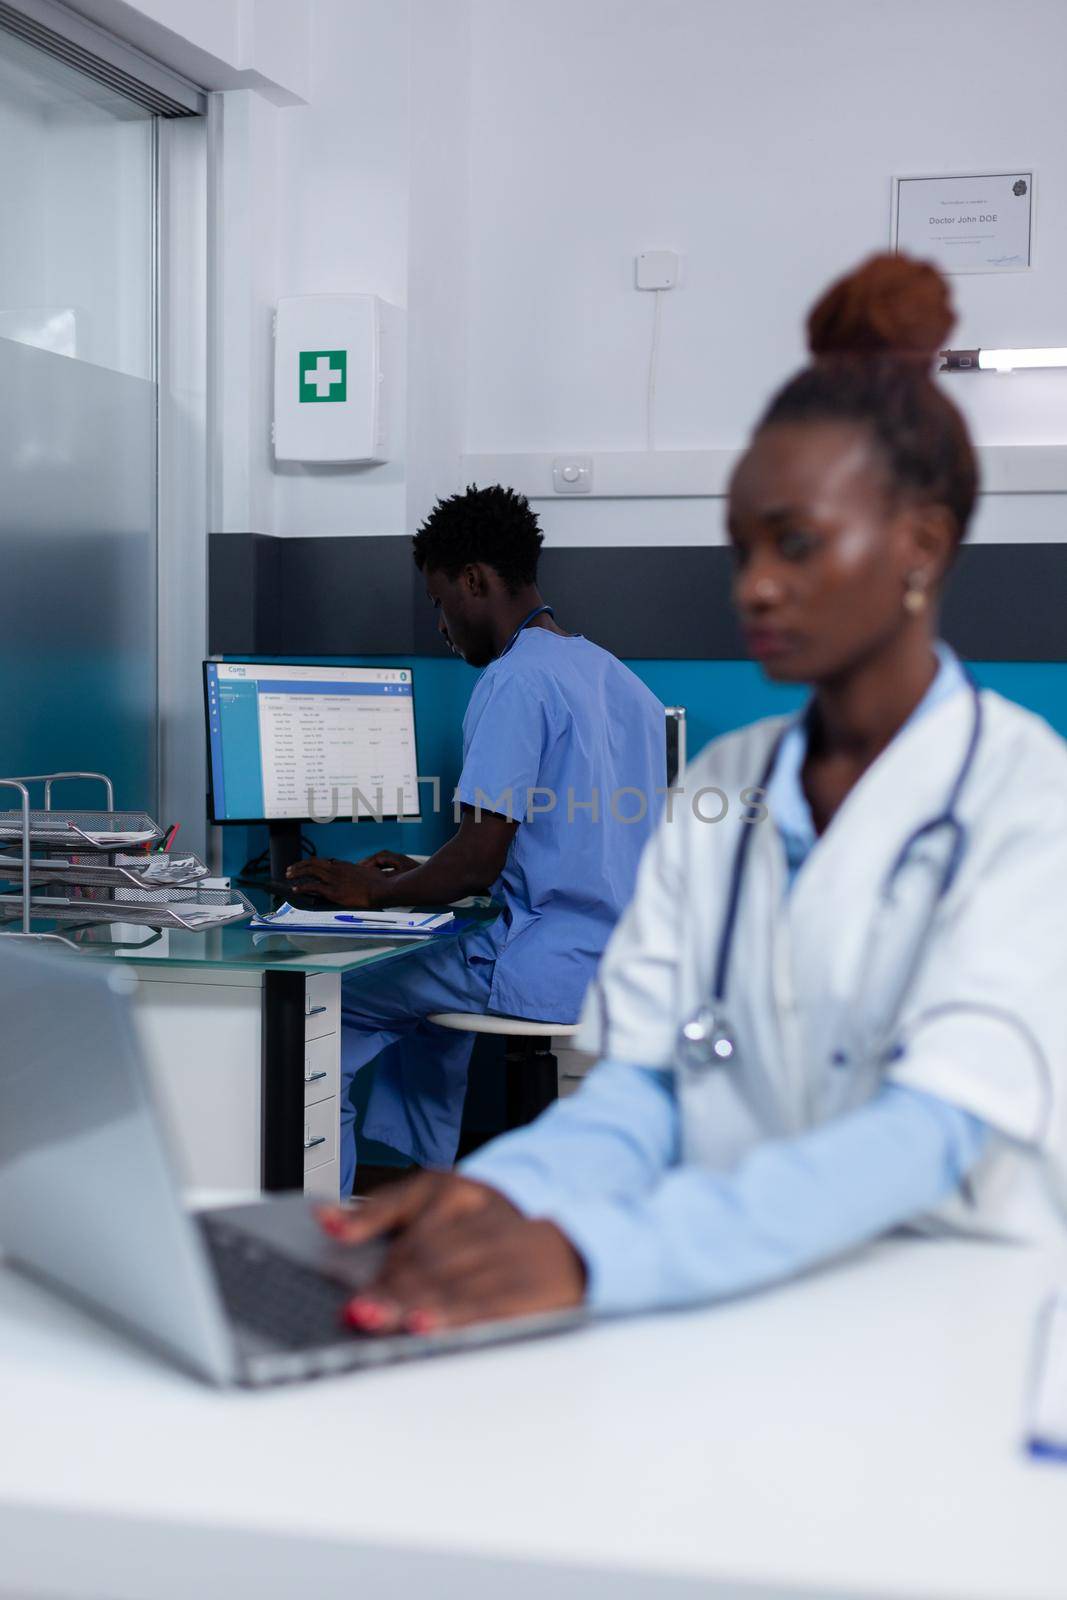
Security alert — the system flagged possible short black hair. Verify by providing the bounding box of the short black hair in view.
[412,484,544,592]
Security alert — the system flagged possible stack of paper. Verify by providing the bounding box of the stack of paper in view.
[0,855,204,885]
[169,902,250,928]
[136,856,206,885]
[67,826,158,847]
[250,903,456,937]
[0,893,247,929]
[0,823,157,847]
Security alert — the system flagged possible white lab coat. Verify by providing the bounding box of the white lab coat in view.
[576,689,1067,1242]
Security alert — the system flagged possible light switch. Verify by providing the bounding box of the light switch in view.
[635,251,680,290]
[552,457,593,494]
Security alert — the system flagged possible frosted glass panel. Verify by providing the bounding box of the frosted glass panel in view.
[0,27,154,380]
[0,337,157,808]
[0,25,157,812]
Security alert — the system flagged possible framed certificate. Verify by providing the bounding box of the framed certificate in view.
[891,171,1033,274]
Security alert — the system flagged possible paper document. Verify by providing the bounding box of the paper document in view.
[137,856,206,885]
[69,828,157,847]
[0,855,204,884]
[0,893,247,929]
[0,826,152,846]
[250,903,455,935]
[169,903,249,927]
[1027,1293,1067,1461]
[0,831,157,850]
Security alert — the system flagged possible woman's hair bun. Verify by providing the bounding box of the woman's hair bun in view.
[806,253,956,365]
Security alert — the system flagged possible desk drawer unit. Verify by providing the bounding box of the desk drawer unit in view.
[304,971,340,1041]
[303,1095,339,1190]
[134,966,343,1202]
[301,973,341,1201]
[304,1030,339,1107]
[264,970,343,1202]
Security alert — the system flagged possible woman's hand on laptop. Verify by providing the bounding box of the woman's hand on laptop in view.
[316,1173,586,1333]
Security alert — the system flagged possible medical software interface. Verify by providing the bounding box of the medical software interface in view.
[206,662,418,821]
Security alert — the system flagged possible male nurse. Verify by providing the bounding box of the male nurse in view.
[289,484,666,1193]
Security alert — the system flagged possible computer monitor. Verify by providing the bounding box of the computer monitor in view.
[205,660,419,878]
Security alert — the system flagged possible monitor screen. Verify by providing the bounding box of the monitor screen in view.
[205,661,419,823]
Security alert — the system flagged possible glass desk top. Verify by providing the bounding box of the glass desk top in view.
[21,903,495,974]
[64,920,429,974]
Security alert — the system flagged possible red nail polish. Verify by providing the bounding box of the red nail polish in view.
[319,1212,346,1236]
[344,1298,387,1331]
[405,1309,439,1336]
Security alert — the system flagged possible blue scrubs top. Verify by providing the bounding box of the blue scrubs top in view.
[455,628,666,1022]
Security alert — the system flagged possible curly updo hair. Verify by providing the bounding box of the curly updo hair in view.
[412,484,544,593]
[757,254,979,543]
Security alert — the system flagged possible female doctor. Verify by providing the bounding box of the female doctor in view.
[319,254,1067,1334]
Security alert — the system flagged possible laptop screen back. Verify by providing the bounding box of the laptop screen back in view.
[0,942,234,1382]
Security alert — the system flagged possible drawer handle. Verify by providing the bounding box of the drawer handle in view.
[305,1004,328,1018]
[304,1068,328,1084]
[304,1133,327,1151]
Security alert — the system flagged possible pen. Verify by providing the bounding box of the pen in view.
[157,823,180,854]
[333,913,427,926]
[334,913,413,924]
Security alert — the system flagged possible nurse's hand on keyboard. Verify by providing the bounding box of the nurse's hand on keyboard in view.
[360,849,421,875]
[317,1172,586,1334]
[285,856,385,909]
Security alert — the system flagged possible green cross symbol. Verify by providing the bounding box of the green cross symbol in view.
[299,349,347,403]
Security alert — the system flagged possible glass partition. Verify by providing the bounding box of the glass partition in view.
[0,23,157,811]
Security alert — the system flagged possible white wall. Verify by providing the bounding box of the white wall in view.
[271,0,412,538]
[210,88,280,535]
[212,0,471,542]
[462,0,1067,545]
[101,0,1067,549]
[405,0,471,534]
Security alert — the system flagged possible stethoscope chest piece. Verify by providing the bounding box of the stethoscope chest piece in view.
[677,1004,738,1077]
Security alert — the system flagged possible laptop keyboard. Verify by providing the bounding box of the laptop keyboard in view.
[197,1214,355,1351]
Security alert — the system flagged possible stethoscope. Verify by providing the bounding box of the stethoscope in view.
[676,678,985,1082]
[501,604,555,657]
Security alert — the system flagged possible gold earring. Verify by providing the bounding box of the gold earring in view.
[903,572,928,616]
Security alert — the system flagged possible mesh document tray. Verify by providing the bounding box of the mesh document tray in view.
[0,883,254,931]
[0,853,210,892]
[0,809,162,851]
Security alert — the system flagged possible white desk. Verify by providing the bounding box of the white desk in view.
[2,1236,1065,1600]
[77,927,432,1200]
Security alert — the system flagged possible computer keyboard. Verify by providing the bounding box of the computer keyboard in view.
[197,1214,356,1350]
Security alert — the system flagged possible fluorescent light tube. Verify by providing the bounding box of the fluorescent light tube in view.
[941,346,1067,373]
[979,348,1067,372]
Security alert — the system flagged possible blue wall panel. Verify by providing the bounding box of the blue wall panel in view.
[221,654,1067,878]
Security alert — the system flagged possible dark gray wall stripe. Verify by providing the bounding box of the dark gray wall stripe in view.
[209,533,1067,662]
[941,544,1066,661]
[277,535,414,656]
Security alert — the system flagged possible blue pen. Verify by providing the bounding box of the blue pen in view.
[334,914,422,926]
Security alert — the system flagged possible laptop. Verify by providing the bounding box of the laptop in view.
[0,941,582,1386]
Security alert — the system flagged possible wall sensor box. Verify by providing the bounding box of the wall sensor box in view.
[272,293,401,463]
